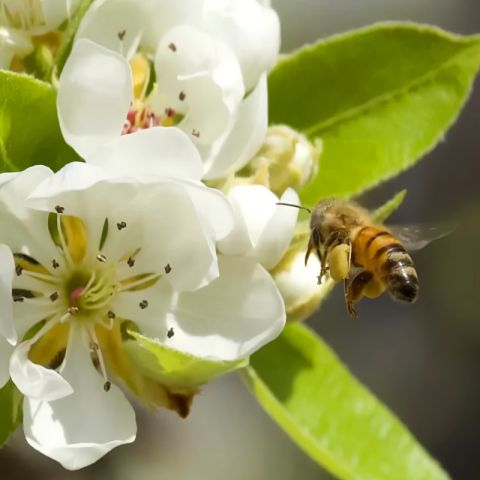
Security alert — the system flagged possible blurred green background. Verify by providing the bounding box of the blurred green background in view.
[1,1,479,479]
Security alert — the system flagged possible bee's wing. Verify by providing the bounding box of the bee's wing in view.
[387,224,454,252]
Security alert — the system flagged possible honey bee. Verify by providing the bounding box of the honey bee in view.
[280,197,447,318]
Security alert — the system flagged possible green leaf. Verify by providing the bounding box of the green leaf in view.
[268,23,480,204]
[0,381,23,447]
[372,189,406,223]
[243,323,449,480]
[125,332,248,392]
[0,71,79,172]
[55,0,95,76]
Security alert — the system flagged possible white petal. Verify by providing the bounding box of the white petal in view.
[23,325,136,470]
[75,0,148,59]
[154,24,244,146]
[202,0,280,90]
[181,180,234,241]
[218,185,278,255]
[86,127,203,180]
[162,255,285,361]
[141,0,204,52]
[204,73,268,179]
[0,336,13,388]
[140,182,219,291]
[10,341,73,401]
[41,0,81,30]
[253,188,300,270]
[0,166,61,269]
[58,39,132,159]
[0,244,16,344]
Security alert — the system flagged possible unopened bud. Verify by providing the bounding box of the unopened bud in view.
[247,125,321,196]
[271,243,333,323]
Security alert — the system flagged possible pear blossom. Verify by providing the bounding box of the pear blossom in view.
[57,0,279,178]
[0,0,81,69]
[218,185,300,270]
[0,127,285,469]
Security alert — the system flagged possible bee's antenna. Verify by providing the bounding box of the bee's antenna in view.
[276,202,311,214]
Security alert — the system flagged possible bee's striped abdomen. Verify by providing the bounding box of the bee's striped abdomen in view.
[353,226,419,303]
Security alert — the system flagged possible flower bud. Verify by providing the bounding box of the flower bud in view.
[271,241,333,323]
[247,125,321,196]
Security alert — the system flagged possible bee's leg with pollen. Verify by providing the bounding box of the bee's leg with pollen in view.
[345,270,374,318]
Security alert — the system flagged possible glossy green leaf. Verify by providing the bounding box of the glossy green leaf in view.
[268,23,480,204]
[125,332,248,391]
[372,190,406,223]
[243,323,449,480]
[0,71,79,172]
[0,381,23,447]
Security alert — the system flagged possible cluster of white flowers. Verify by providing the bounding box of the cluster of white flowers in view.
[0,0,320,470]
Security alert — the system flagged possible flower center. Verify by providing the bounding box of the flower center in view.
[66,264,117,315]
[13,211,163,391]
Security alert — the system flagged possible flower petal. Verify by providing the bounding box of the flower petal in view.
[153,24,244,146]
[0,167,61,269]
[253,188,300,269]
[203,73,268,179]
[86,127,203,180]
[218,185,278,255]
[58,39,132,159]
[10,341,73,401]
[75,0,147,59]
[0,336,13,388]
[23,325,136,470]
[203,0,280,90]
[158,255,285,361]
[41,0,82,30]
[0,244,16,345]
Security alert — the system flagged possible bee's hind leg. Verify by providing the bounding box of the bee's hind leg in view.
[345,270,374,319]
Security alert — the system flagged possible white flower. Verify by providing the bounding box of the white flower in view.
[58,0,280,178]
[0,127,285,469]
[218,185,300,270]
[0,0,81,68]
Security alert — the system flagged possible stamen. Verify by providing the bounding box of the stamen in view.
[167,327,174,338]
[55,205,65,214]
[96,253,107,263]
[88,326,111,393]
[49,291,59,302]
[164,264,172,274]
[168,42,177,52]
[139,299,149,309]
[179,91,186,101]
[192,129,200,138]
[107,310,116,319]
[52,259,60,269]
[119,273,160,292]
[117,29,126,41]
[127,257,135,268]
[56,214,74,268]
[116,221,127,231]
[15,264,23,276]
